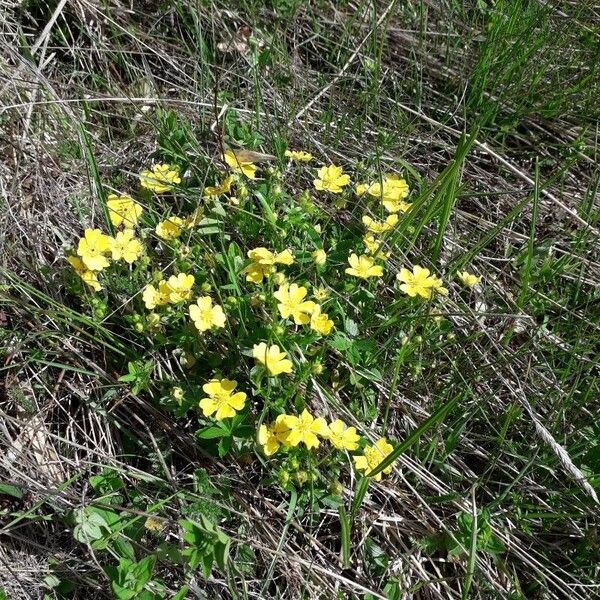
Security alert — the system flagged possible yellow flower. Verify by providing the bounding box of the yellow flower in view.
[279,409,329,449]
[258,415,295,456]
[155,216,184,240]
[326,419,360,451]
[172,386,184,403]
[274,249,294,265]
[248,247,276,265]
[110,229,143,264]
[77,228,112,271]
[253,342,293,376]
[458,271,482,288]
[312,249,327,266]
[357,174,409,212]
[273,283,315,325]
[285,150,313,162]
[245,248,295,283]
[397,266,447,299]
[314,165,350,194]
[382,198,411,214]
[355,183,369,196]
[353,437,395,481]
[248,247,294,266]
[67,256,102,291]
[345,254,384,279]
[106,194,143,228]
[189,296,226,332]
[429,275,448,296]
[310,305,334,335]
[140,164,181,193]
[313,286,329,301]
[203,175,234,198]
[258,424,280,456]
[362,214,399,234]
[224,149,257,179]
[142,281,171,310]
[363,234,391,261]
[199,379,247,420]
[244,261,274,284]
[166,273,194,303]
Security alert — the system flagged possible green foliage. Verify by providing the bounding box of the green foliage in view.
[105,555,160,600]
[180,516,231,578]
[118,360,154,394]
[449,510,505,558]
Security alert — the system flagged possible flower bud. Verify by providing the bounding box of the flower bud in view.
[180,352,196,369]
[329,481,344,496]
[295,470,308,485]
[278,469,290,487]
[147,312,161,328]
[311,362,324,375]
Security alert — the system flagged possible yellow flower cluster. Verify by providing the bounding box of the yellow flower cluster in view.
[244,247,295,283]
[356,174,410,214]
[143,275,226,335]
[273,283,334,335]
[69,222,143,291]
[258,411,396,481]
[65,151,486,498]
[67,167,172,289]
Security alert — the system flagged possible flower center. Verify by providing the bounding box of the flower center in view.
[200,308,213,323]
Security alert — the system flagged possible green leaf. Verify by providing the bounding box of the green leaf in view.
[196,425,228,439]
[172,586,189,600]
[338,505,351,568]
[218,436,233,457]
[73,509,108,542]
[214,537,230,571]
[132,554,156,588]
[201,552,214,579]
[0,483,23,499]
[350,476,370,519]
